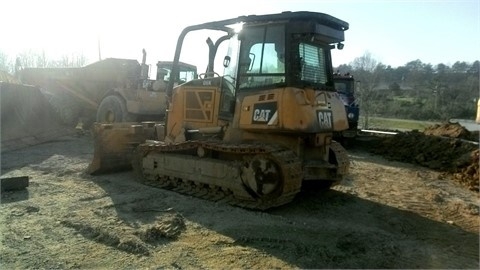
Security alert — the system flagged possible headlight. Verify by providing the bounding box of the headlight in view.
[347,113,355,119]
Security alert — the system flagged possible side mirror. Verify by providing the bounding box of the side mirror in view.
[223,56,231,68]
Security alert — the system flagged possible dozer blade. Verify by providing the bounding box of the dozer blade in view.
[87,122,159,175]
[0,82,74,153]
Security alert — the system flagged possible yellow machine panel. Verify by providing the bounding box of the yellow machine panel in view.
[183,88,216,123]
[239,87,348,132]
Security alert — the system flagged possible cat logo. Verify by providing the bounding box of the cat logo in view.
[253,109,271,122]
[252,102,277,124]
[317,110,333,130]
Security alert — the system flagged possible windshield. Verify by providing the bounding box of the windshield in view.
[157,64,197,83]
[334,80,354,95]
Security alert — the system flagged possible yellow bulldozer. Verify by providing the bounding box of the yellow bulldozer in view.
[89,11,351,210]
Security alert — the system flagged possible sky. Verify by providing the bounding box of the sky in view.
[1,0,479,70]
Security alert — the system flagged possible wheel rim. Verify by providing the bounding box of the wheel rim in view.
[241,155,283,199]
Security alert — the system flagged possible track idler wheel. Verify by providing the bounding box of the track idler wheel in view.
[240,155,284,200]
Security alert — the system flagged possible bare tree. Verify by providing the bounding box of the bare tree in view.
[17,50,48,68]
[351,51,379,73]
[0,51,13,73]
[14,50,88,69]
[350,51,383,128]
[48,53,87,68]
[36,51,48,68]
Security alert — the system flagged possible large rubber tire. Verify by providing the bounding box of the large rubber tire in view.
[96,95,136,123]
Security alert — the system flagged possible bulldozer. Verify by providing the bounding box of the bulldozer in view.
[16,51,198,129]
[89,11,351,210]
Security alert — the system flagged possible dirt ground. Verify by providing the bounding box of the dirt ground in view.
[0,124,479,269]
[370,123,479,192]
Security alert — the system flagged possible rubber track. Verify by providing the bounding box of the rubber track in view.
[133,141,303,210]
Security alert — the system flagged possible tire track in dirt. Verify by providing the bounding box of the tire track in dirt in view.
[344,150,479,233]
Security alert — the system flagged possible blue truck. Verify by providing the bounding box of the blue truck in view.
[334,72,359,144]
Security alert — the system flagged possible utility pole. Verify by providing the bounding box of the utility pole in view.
[98,36,102,61]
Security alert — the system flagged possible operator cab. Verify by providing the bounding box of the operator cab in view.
[153,61,198,92]
[171,11,348,114]
[333,73,355,105]
[165,11,349,139]
[219,12,347,96]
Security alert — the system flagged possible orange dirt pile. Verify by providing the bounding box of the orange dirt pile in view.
[370,123,479,192]
[453,149,479,192]
[424,122,479,141]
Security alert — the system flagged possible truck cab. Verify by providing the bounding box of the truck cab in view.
[333,72,359,141]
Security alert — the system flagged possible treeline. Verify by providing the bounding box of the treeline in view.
[2,50,479,122]
[0,50,87,73]
[335,52,480,123]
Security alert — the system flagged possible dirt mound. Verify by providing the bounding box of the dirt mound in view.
[1,82,74,152]
[424,122,478,141]
[453,149,479,192]
[371,123,479,192]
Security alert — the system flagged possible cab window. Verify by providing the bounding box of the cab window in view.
[238,24,285,90]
